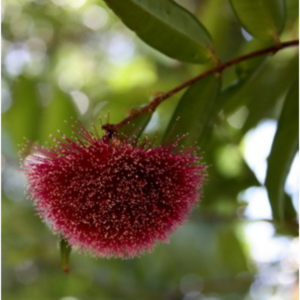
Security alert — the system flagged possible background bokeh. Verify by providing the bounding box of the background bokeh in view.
[2,0,299,299]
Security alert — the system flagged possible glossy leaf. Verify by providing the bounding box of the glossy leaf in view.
[218,226,249,274]
[103,0,214,63]
[218,40,272,117]
[218,80,247,113]
[164,74,221,147]
[280,193,299,236]
[119,105,152,139]
[38,89,78,144]
[60,237,72,273]
[235,39,272,79]
[230,0,285,41]
[265,80,299,223]
[221,52,298,135]
[241,54,298,135]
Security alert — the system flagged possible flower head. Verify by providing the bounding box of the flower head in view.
[22,123,206,258]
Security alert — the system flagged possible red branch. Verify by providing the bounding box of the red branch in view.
[102,39,299,133]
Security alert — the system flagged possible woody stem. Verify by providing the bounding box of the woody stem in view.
[102,39,299,134]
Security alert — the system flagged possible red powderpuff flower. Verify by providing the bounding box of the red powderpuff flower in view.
[21,123,206,258]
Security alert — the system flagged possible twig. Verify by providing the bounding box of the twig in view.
[102,39,299,133]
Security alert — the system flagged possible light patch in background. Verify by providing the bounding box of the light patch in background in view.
[58,69,84,92]
[26,37,47,54]
[9,14,34,38]
[93,101,108,118]
[0,3,5,22]
[180,273,203,298]
[215,144,243,178]
[4,44,31,76]
[241,27,253,41]
[243,119,299,209]
[106,33,135,63]
[26,37,48,76]
[0,36,4,58]
[227,106,249,129]
[70,91,89,115]
[249,237,299,300]
[2,1,22,20]
[107,58,156,90]
[144,111,159,133]
[239,187,272,220]
[3,167,27,202]
[244,221,290,263]
[242,120,299,299]
[2,155,7,173]
[280,238,299,274]
[52,0,86,9]
[250,267,297,300]
[285,153,299,211]
[14,260,39,285]
[55,47,94,92]
[82,5,108,31]
[243,119,277,184]
[0,87,11,113]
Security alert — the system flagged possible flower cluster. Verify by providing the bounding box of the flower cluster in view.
[22,124,206,258]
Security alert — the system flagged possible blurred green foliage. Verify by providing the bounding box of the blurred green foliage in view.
[2,0,298,300]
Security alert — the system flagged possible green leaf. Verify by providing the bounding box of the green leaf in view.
[164,74,221,147]
[119,105,152,139]
[265,79,299,223]
[222,52,298,133]
[60,237,72,273]
[230,0,286,41]
[280,193,299,236]
[235,39,273,79]
[38,89,79,144]
[103,0,214,64]
[286,0,299,22]
[217,40,272,116]
[2,76,42,148]
[218,80,246,112]
[203,139,260,208]
[217,226,249,275]
[241,54,298,135]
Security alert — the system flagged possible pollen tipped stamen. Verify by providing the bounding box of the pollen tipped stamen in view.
[21,122,206,259]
